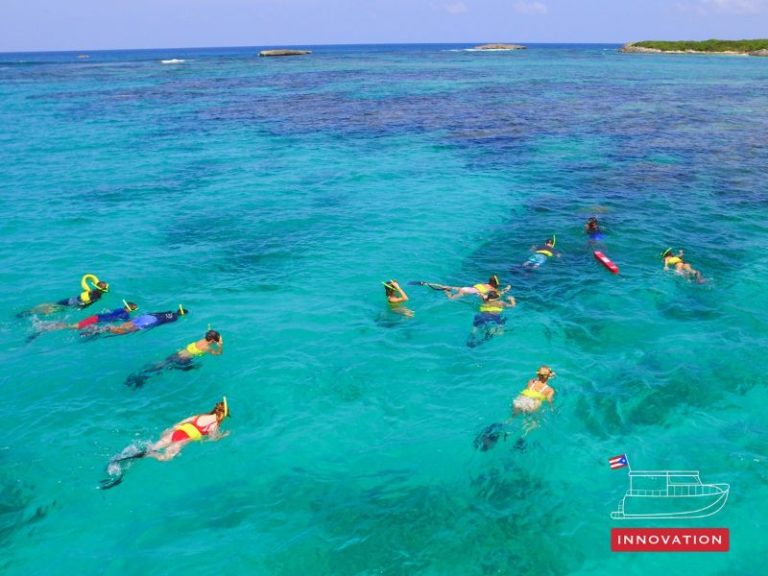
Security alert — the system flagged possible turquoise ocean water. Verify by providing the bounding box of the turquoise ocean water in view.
[1,44,767,575]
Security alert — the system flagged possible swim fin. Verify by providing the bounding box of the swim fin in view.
[473,423,507,451]
[407,281,449,291]
[98,474,124,490]
[110,446,148,464]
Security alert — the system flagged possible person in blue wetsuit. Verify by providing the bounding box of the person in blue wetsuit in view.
[523,237,560,269]
[85,306,188,337]
[467,290,516,348]
[585,217,604,240]
[26,301,139,342]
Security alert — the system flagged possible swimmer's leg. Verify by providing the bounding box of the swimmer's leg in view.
[474,422,508,451]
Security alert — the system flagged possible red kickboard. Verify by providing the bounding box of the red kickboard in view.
[594,250,619,274]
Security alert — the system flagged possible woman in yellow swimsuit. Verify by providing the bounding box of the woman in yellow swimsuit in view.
[474,366,555,451]
[125,329,224,387]
[662,248,703,282]
[383,279,414,317]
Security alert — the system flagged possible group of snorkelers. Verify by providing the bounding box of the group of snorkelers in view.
[18,273,229,488]
[382,216,707,450]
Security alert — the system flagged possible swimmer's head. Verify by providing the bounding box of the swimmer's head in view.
[537,365,555,380]
[545,238,554,247]
[488,275,500,288]
[178,305,188,316]
[212,397,230,420]
[661,247,672,259]
[205,329,222,343]
[484,290,500,300]
[122,300,139,312]
[96,281,109,292]
[382,281,396,296]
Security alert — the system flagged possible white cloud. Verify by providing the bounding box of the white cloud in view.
[677,0,767,14]
[444,2,468,14]
[513,1,548,15]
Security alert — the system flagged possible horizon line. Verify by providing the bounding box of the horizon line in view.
[0,41,628,56]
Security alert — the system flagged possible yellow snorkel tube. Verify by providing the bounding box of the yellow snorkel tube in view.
[661,247,672,259]
[222,396,229,418]
[550,235,556,248]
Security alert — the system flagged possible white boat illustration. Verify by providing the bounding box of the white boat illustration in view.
[611,469,729,520]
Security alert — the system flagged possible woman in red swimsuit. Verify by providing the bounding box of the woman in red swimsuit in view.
[146,397,230,461]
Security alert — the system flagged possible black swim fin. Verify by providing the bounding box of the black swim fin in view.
[473,423,507,452]
[111,446,148,464]
[98,474,124,490]
[407,281,449,291]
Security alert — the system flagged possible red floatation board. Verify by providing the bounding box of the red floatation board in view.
[593,250,619,274]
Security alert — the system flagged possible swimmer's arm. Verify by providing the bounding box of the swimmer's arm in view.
[504,296,516,307]
[210,339,224,355]
[209,430,230,441]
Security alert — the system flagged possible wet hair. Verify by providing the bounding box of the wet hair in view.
[384,284,395,296]
[210,400,229,420]
[125,301,139,311]
[205,329,221,342]
[485,290,500,300]
[96,281,109,292]
[545,238,554,245]
[537,365,554,378]
[488,275,500,288]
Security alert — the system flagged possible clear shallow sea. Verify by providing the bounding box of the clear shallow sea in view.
[1,44,767,575]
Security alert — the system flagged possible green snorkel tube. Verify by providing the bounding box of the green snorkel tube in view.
[661,247,672,259]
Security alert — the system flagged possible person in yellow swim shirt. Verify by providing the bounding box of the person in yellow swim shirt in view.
[383,279,413,317]
[467,290,516,348]
[474,366,555,451]
[99,398,230,489]
[125,329,223,387]
[662,248,703,282]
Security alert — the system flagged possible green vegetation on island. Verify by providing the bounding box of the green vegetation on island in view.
[621,39,768,56]
[636,39,768,52]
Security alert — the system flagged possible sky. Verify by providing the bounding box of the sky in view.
[1,0,767,52]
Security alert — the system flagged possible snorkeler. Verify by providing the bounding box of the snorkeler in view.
[26,300,139,342]
[474,366,556,451]
[383,280,413,317]
[585,216,603,239]
[99,397,230,489]
[466,290,516,348]
[446,275,511,300]
[662,248,703,282]
[409,275,510,299]
[18,274,110,317]
[83,305,188,338]
[523,237,560,269]
[125,329,224,387]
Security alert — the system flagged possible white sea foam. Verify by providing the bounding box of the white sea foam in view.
[160,58,186,65]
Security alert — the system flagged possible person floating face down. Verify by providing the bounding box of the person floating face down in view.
[125,329,224,387]
[662,248,703,283]
[18,279,110,317]
[473,366,556,451]
[467,289,517,347]
[523,237,560,269]
[87,305,189,336]
[99,398,231,489]
[26,300,139,342]
[383,280,413,317]
[446,275,511,300]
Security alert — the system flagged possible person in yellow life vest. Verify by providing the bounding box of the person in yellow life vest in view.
[523,237,560,269]
[662,248,703,282]
[18,275,109,317]
[467,290,516,348]
[473,366,554,451]
[446,274,511,300]
[383,280,413,317]
[146,397,230,461]
[512,365,556,415]
[99,398,230,489]
[125,329,223,387]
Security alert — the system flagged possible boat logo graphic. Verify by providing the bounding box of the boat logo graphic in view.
[609,455,729,520]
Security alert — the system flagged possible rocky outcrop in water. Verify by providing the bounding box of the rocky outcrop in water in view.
[749,49,768,56]
[473,43,526,51]
[620,43,662,54]
[259,50,311,57]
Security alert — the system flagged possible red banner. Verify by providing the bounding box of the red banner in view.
[611,528,729,552]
